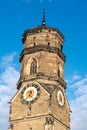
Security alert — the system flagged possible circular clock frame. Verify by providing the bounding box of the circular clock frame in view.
[21,84,40,104]
[57,89,65,106]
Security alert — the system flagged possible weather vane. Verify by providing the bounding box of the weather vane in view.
[42,8,46,26]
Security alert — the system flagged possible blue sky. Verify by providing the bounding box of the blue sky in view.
[0,0,87,130]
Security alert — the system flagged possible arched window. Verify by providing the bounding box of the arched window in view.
[30,59,37,74]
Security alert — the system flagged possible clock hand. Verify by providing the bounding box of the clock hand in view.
[29,94,33,99]
[25,94,33,100]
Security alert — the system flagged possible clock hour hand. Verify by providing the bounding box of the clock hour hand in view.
[29,94,33,99]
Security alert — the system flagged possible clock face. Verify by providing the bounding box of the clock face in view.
[21,84,40,104]
[57,90,64,106]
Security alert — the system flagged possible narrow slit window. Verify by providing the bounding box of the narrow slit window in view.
[58,68,60,77]
[58,62,60,77]
[48,42,50,46]
[33,42,36,46]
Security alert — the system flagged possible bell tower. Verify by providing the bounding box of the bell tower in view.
[8,11,70,130]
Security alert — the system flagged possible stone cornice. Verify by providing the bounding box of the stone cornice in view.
[19,45,66,62]
[10,113,70,130]
[22,25,64,43]
[17,72,66,90]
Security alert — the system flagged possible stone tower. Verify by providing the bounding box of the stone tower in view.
[8,11,70,130]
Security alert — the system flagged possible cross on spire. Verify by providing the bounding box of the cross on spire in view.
[42,8,46,26]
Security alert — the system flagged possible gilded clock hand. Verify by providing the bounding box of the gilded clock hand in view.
[29,94,33,99]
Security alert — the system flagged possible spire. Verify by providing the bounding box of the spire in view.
[42,8,46,26]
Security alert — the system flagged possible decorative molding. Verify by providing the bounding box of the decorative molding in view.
[22,25,64,43]
[9,114,70,129]
[19,45,66,62]
[17,72,66,90]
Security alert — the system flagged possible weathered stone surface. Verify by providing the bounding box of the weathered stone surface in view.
[8,25,70,130]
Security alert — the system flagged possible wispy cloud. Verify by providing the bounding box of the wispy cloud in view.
[67,74,87,130]
[72,74,81,81]
[0,53,19,130]
[0,52,17,69]
[0,53,87,130]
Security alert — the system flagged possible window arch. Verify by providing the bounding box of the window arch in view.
[30,58,37,74]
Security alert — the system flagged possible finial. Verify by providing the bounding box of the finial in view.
[42,8,46,26]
